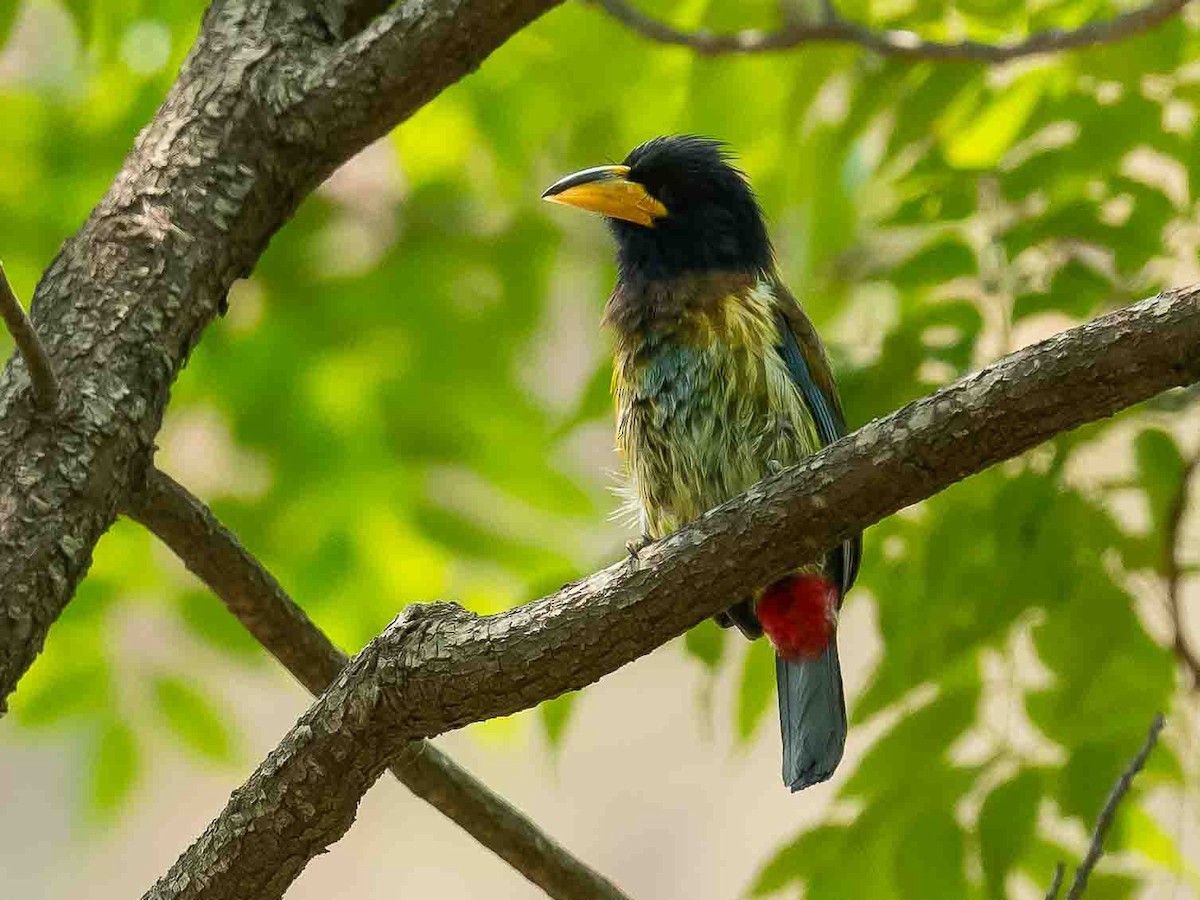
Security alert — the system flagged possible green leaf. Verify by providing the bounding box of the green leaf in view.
[751,826,847,896]
[60,0,93,45]
[895,807,967,900]
[1124,804,1200,887]
[177,589,265,662]
[846,670,979,798]
[555,359,613,436]
[684,618,726,670]
[151,675,236,763]
[737,639,775,742]
[539,691,577,750]
[1013,258,1113,322]
[890,236,976,291]
[940,70,1048,169]
[1134,428,1185,546]
[956,0,1021,19]
[979,769,1042,899]
[0,1,21,49]
[1028,573,1174,757]
[889,65,984,155]
[89,718,139,816]
[12,656,109,728]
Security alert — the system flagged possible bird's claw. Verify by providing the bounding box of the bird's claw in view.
[626,535,652,560]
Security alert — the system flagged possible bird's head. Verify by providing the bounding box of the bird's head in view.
[542,135,772,283]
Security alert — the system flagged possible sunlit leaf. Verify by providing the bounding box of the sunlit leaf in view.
[890,235,976,291]
[1134,428,1185,547]
[941,70,1048,169]
[979,769,1042,899]
[12,655,110,728]
[895,807,967,899]
[177,590,266,662]
[539,692,577,750]
[151,676,237,763]
[1014,258,1112,321]
[738,639,775,742]
[0,0,22,48]
[685,619,727,670]
[846,669,979,798]
[89,718,140,816]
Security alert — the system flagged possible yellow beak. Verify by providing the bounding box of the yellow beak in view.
[541,165,667,227]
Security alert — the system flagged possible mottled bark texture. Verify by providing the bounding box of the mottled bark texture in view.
[147,287,1200,900]
[124,468,630,900]
[0,0,563,710]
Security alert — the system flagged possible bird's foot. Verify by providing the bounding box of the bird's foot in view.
[626,534,653,560]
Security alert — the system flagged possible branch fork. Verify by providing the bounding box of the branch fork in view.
[0,263,58,412]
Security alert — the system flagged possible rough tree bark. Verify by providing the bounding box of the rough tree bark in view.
[144,287,1200,900]
[124,468,630,900]
[0,0,565,711]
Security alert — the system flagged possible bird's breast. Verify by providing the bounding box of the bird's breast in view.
[612,283,821,538]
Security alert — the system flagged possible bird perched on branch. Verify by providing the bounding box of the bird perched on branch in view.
[543,135,861,791]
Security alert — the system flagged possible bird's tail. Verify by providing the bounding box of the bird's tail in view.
[776,639,846,791]
[757,572,847,790]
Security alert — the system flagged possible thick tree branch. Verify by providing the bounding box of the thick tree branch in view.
[0,262,58,412]
[0,0,563,711]
[145,288,1200,900]
[122,468,629,900]
[1163,452,1200,688]
[1046,715,1165,900]
[593,0,1191,60]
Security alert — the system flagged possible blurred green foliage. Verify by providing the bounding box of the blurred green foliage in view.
[2,0,1199,895]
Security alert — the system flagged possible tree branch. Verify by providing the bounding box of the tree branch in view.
[0,262,58,412]
[122,468,629,900]
[144,287,1200,900]
[1046,714,1166,900]
[592,0,1191,60]
[0,0,563,712]
[1163,451,1200,688]
[1045,863,1065,900]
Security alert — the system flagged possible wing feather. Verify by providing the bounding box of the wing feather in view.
[772,280,862,594]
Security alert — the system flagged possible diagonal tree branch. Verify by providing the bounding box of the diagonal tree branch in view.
[0,0,565,712]
[593,0,1191,60]
[144,287,1200,900]
[1046,714,1166,900]
[0,262,58,412]
[122,468,629,900]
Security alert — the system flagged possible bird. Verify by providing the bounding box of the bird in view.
[542,135,861,791]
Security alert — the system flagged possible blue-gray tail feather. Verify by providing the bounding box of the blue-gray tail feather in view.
[777,638,846,791]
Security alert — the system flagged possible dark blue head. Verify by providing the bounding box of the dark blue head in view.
[543,136,773,283]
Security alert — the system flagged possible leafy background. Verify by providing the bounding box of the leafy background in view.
[1,0,1199,898]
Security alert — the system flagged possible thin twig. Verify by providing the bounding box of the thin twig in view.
[1045,863,1065,900]
[0,263,58,412]
[1163,452,1200,689]
[1046,714,1166,900]
[593,0,1190,61]
[122,467,630,900]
